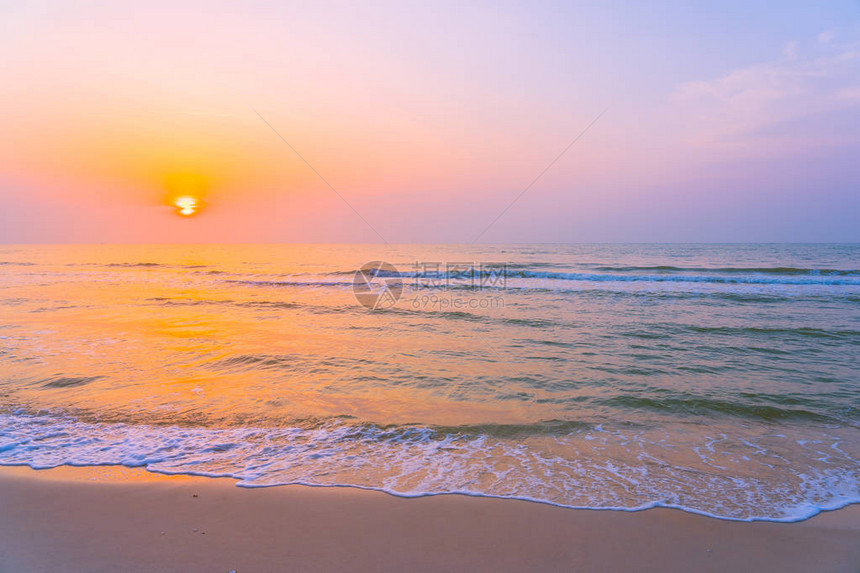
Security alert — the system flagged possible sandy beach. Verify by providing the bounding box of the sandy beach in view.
[0,466,857,573]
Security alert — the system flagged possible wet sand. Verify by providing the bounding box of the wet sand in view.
[0,465,858,573]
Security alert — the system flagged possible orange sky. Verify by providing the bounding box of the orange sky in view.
[2,2,859,242]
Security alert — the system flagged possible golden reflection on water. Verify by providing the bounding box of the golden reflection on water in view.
[1,245,558,428]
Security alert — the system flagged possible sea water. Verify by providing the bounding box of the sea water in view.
[0,243,858,521]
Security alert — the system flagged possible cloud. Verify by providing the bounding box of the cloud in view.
[783,41,798,60]
[818,30,836,44]
[672,33,860,156]
[835,85,860,102]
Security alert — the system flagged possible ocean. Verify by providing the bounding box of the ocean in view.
[0,243,858,521]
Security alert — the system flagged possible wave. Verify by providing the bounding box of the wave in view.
[682,325,860,341]
[1,412,857,522]
[592,266,860,276]
[228,280,355,288]
[323,268,860,286]
[85,263,212,270]
[40,376,104,389]
[106,262,164,268]
[223,272,860,289]
[601,395,838,423]
[211,354,299,371]
[504,271,860,286]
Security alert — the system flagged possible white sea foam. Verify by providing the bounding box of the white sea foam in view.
[1,412,857,522]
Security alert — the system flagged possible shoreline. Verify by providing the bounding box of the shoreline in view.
[1,466,858,572]
[1,459,853,524]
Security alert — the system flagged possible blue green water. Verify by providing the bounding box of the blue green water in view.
[0,244,858,520]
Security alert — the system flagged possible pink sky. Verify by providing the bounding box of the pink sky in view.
[2,1,859,242]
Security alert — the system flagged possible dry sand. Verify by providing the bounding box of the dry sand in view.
[0,465,857,572]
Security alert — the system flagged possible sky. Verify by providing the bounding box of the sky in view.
[1,0,859,243]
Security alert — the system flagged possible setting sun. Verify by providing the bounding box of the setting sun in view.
[165,173,207,217]
[173,195,199,217]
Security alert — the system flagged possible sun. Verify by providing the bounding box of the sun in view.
[173,195,199,217]
[165,173,208,217]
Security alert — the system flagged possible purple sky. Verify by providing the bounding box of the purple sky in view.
[2,1,859,242]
